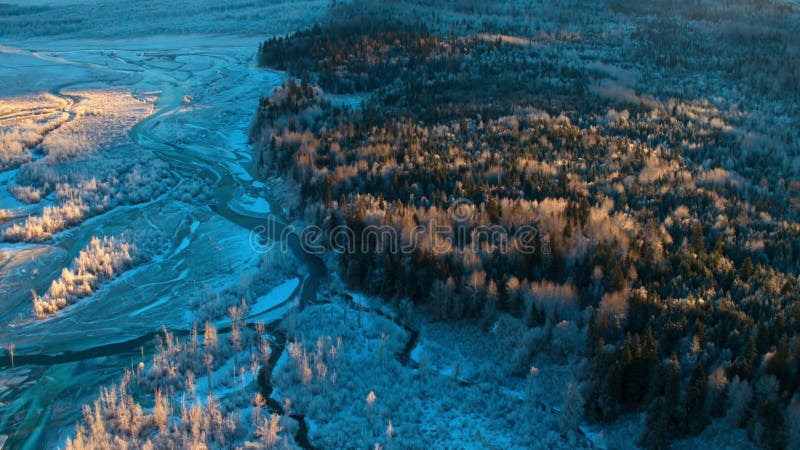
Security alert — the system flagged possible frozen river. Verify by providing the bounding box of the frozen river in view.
[0,18,325,449]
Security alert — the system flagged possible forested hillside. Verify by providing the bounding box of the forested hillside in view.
[252,1,800,448]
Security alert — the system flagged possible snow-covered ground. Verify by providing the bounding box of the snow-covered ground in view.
[250,277,301,318]
[0,2,328,448]
[270,285,592,449]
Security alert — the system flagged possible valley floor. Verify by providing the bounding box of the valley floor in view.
[2,1,797,449]
[0,29,315,450]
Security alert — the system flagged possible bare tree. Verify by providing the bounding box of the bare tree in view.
[255,413,283,449]
[204,353,214,388]
[7,344,15,368]
[366,390,377,424]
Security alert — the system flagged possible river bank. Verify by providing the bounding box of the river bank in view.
[0,31,323,448]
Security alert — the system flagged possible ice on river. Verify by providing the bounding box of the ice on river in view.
[228,193,272,217]
[249,277,300,317]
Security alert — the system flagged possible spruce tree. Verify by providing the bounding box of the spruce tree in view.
[640,396,670,450]
[684,361,709,434]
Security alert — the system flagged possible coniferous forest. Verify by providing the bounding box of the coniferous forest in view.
[251,1,800,448]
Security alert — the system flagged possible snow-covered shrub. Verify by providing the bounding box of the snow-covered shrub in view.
[32,235,147,317]
[174,178,213,205]
[4,199,89,242]
[8,184,42,204]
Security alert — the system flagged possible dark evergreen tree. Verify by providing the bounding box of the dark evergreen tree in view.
[639,396,671,450]
[683,361,709,434]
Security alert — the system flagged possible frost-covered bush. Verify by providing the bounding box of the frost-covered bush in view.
[4,155,175,242]
[7,184,41,204]
[31,234,155,317]
[174,178,213,205]
[4,199,89,242]
[0,135,33,171]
